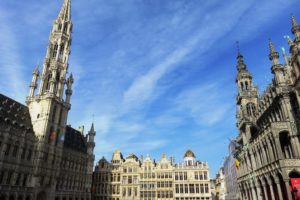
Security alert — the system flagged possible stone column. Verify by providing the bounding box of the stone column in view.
[251,182,258,200]
[290,135,300,158]
[262,182,268,200]
[266,139,275,162]
[275,178,283,200]
[274,135,284,159]
[256,183,263,200]
[284,179,293,200]
[267,177,275,200]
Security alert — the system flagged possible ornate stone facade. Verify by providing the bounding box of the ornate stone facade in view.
[0,0,95,200]
[235,16,300,200]
[92,150,211,200]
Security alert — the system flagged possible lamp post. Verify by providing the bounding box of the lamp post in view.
[292,187,298,200]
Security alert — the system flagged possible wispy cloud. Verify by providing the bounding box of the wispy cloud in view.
[0,12,27,102]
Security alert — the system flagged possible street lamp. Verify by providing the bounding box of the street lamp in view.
[292,187,298,200]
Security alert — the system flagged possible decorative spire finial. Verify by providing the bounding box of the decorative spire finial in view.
[58,0,71,21]
[268,39,279,65]
[268,39,276,54]
[292,15,298,27]
[235,42,247,72]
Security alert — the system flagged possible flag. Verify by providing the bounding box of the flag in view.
[235,159,240,169]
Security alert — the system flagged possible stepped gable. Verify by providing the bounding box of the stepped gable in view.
[0,93,33,131]
[64,125,87,153]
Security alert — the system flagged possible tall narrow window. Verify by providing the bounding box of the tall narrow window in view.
[52,44,58,58]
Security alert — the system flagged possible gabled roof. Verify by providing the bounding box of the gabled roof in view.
[64,125,87,153]
[0,93,33,132]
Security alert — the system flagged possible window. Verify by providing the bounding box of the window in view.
[175,184,179,193]
[0,171,4,184]
[205,184,209,193]
[27,150,32,161]
[184,184,188,193]
[6,171,13,184]
[15,173,21,185]
[180,184,183,193]
[189,184,194,193]
[12,145,18,157]
[21,148,26,159]
[4,144,11,156]
[52,44,58,58]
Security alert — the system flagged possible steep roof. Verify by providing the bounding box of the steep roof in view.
[64,125,87,153]
[0,93,33,132]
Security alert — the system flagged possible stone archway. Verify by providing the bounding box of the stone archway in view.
[37,192,47,200]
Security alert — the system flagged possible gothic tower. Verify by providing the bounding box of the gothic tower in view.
[26,0,73,195]
[235,49,259,144]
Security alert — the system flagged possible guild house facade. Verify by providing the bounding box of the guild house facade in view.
[92,150,211,200]
[235,16,300,200]
[0,0,95,200]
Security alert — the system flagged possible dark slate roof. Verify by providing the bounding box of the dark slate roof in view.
[64,125,87,153]
[0,93,33,131]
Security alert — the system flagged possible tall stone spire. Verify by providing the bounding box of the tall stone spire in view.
[236,42,248,73]
[58,0,71,21]
[268,39,279,66]
[291,15,300,41]
[37,0,73,98]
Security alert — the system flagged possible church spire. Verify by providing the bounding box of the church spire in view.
[58,0,71,22]
[236,42,248,72]
[268,39,279,66]
[36,0,73,98]
[291,15,300,41]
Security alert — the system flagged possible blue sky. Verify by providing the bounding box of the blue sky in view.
[0,0,299,176]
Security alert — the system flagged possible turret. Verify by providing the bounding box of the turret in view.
[269,40,286,86]
[28,65,39,98]
[235,49,258,112]
[292,16,300,42]
[65,73,74,104]
[236,51,253,94]
[235,46,258,144]
[87,123,96,175]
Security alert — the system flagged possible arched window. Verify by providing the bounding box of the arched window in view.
[52,44,58,58]
[246,103,256,116]
[59,44,65,61]
[240,82,244,91]
[58,23,62,31]
[279,131,293,159]
[63,23,68,33]
[245,81,249,90]
[45,73,52,92]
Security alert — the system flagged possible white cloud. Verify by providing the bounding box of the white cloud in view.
[0,12,27,102]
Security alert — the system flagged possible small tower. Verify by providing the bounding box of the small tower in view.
[235,47,258,144]
[28,65,39,98]
[25,0,73,192]
[235,49,258,116]
[291,16,300,42]
[269,40,286,86]
[184,149,196,166]
[87,123,96,172]
[65,73,74,104]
